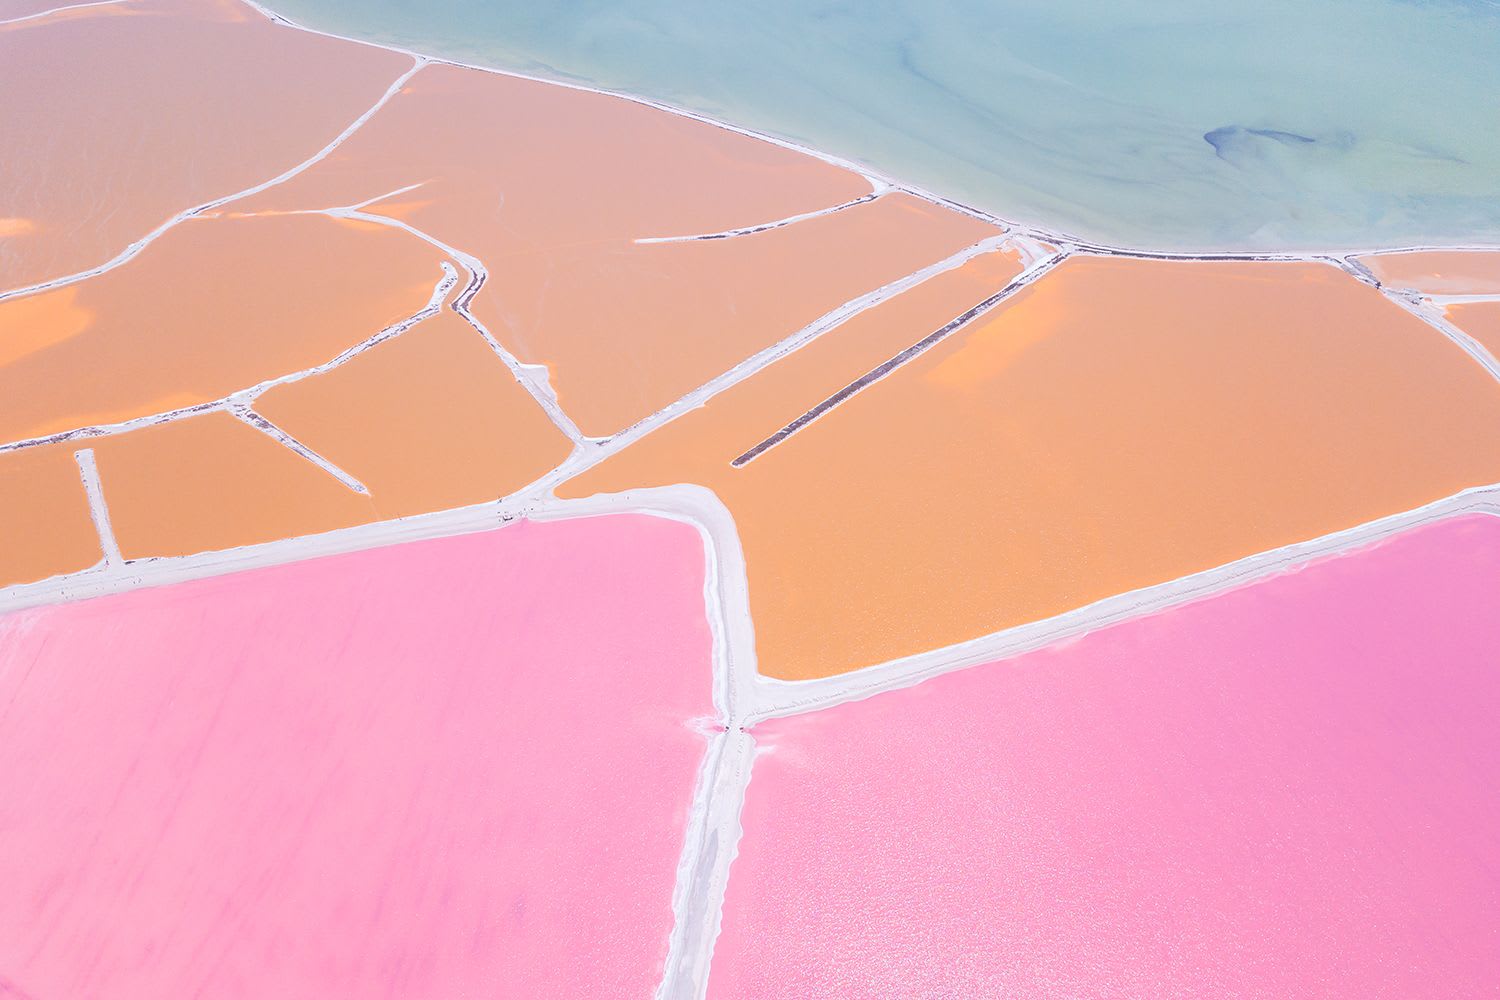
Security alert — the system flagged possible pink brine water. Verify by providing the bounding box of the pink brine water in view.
[0,514,715,999]
[712,514,1500,999]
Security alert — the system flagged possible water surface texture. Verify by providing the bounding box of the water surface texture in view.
[270,0,1500,251]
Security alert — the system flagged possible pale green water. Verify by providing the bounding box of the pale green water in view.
[270,0,1500,251]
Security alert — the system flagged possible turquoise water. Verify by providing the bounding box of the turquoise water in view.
[271,0,1500,251]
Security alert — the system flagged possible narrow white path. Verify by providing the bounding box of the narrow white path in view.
[650,727,754,1000]
[231,404,369,494]
[1401,300,1500,382]
[534,232,1026,494]
[0,0,124,26]
[1330,256,1500,384]
[0,263,456,455]
[330,208,588,445]
[72,447,121,566]
[635,185,887,244]
[347,181,426,211]
[732,248,1066,466]
[0,56,427,304]
[1429,293,1500,306]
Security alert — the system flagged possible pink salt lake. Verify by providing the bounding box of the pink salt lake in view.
[712,513,1500,999]
[0,514,714,999]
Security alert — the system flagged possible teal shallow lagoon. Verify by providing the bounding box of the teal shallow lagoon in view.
[268,0,1500,252]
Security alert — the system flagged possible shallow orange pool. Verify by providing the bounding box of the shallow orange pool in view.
[0,213,443,445]
[0,0,409,290]
[0,444,101,587]
[237,62,999,435]
[91,411,376,559]
[1357,250,1500,294]
[567,255,1500,679]
[256,310,573,519]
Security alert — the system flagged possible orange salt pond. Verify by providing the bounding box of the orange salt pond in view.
[0,213,442,445]
[1448,302,1500,358]
[240,62,870,248]
[90,411,375,560]
[1357,250,1500,294]
[563,244,1027,473]
[469,193,997,435]
[0,0,131,30]
[238,63,998,435]
[0,0,409,289]
[256,310,573,520]
[564,256,1500,680]
[0,444,101,588]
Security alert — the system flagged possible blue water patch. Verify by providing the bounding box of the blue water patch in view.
[268,0,1500,251]
[1204,128,1317,158]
